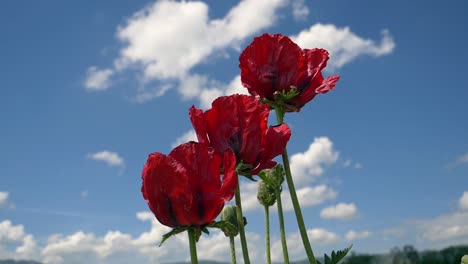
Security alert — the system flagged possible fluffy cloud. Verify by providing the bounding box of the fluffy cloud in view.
[320,203,358,220]
[345,230,372,241]
[0,192,8,208]
[419,212,468,242]
[343,159,363,169]
[289,137,339,186]
[110,0,287,104]
[0,212,263,263]
[84,66,114,91]
[0,220,39,260]
[283,185,337,211]
[291,0,309,21]
[87,151,124,167]
[385,210,468,250]
[271,228,340,261]
[292,24,395,69]
[171,130,198,148]
[86,1,394,107]
[460,191,468,210]
[240,181,336,212]
[115,0,286,81]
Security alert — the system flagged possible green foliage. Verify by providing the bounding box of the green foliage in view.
[317,245,352,264]
[342,244,468,264]
[0,261,42,264]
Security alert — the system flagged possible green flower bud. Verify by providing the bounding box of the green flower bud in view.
[462,255,468,264]
[220,205,239,237]
[257,180,276,207]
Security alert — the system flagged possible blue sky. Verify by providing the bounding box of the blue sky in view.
[1,0,467,263]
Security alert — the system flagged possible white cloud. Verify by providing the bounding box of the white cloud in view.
[271,228,340,262]
[283,185,337,211]
[175,73,248,109]
[33,212,263,263]
[354,163,363,169]
[132,84,172,103]
[345,230,372,241]
[418,212,468,242]
[320,203,358,220]
[343,159,363,169]
[0,220,39,260]
[116,0,287,81]
[289,137,339,186]
[0,220,25,242]
[459,191,468,210]
[84,66,114,91]
[86,2,396,108]
[0,192,8,208]
[240,181,336,212]
[171,130,198,148]
[292,24,395,69]
[291,0,309,21]
[87,151,124,167]
[385,211,468,249]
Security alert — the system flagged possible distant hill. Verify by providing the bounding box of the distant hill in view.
[3,244,466,264]
[0,260,42,264]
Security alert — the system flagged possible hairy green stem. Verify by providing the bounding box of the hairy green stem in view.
[275,108,316,263]
[235,182,251,264]
[264,205,271,264]
[188,228,198,264]
[275,187,290,264]
[229,236,237,264]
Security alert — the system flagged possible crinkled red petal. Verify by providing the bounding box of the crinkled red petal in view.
[239,34,305,99]
[169,142,224,226]
[141,152,192,227]
[189,106,210,145]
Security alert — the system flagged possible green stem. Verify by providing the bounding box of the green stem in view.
[264,205,271,264]
[229,236,237,264]
[188,228,198,264]
[235,181,251,264]
[275,108,316,264]
[275,187,290,264]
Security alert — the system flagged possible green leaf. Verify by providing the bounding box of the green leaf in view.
[323,245,352,264]
[159,227,188,246]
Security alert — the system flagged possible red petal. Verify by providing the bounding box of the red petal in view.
[303,48,330,78]
[316,75,340,94]
[237,95,269,164]
[239,34,305,98]
[189,106,210,145]
[141,153,192,227]
[218,149,238,202]
[169,142,225,226]
[203,96,241,153]
[261,123,291,164]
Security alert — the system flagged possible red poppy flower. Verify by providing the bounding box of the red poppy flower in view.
[190,94,291,175]
[239,33,340,111]
[141,142,237,228]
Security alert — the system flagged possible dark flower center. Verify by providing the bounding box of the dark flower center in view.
[259,66,278,85]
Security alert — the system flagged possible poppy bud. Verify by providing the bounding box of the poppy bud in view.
[462,255,468,264]
[257,180,276,207]
[220,205,239,237]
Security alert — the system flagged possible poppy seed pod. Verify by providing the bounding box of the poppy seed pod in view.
[257,180,276,207]
[220,205,239,237]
